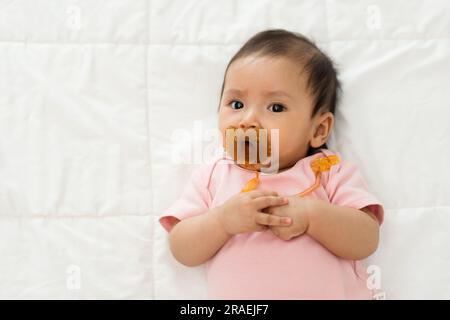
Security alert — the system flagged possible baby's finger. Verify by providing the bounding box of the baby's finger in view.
[254,224,268,232]
[271,227,281,237]
[253,196,288,209]
[255,212,292,226]
[248,189,279,199]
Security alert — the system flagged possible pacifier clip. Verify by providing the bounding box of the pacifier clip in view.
[240,155,340,197]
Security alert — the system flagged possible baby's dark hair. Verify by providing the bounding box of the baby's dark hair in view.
[219,29,341,153]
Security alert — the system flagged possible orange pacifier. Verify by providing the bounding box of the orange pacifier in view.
[223,126,272,172]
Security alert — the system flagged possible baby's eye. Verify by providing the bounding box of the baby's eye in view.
[230,100,244,110]
[268,103,286,113]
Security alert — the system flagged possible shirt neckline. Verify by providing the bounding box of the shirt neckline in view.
[222,148,328,176]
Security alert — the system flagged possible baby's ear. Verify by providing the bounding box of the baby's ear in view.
[310,111,334,148]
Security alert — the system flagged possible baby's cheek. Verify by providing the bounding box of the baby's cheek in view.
[280,134,309,156]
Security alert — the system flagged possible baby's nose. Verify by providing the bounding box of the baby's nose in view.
[238,112,260,129]
[239,107,260,129]
[239,123,258,130]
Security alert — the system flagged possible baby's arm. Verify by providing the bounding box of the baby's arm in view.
[168,190,291,267]
[169,207,232,267]
[306,199,380,260]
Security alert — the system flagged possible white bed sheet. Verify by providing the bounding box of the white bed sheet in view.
[0,0,449,299]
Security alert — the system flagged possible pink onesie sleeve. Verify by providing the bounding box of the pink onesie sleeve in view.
[325,157,385,225]
[159,164,213,233]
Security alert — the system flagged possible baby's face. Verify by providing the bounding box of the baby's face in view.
[219,55,327,171]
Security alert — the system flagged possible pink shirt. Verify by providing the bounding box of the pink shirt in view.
[159,148,384,299]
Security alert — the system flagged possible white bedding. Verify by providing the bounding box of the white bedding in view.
[0,0,449,299]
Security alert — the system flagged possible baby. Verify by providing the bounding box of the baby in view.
[159,29,384,299]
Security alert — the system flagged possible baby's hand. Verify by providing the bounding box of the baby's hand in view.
[217,190,292,236]
[264,195,312,241]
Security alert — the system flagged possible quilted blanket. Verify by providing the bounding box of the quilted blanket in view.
[0,0,449,299]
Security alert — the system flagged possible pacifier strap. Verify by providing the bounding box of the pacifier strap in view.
[241,171,260,193]
[297,155,339,197]
[240,155,340,195]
